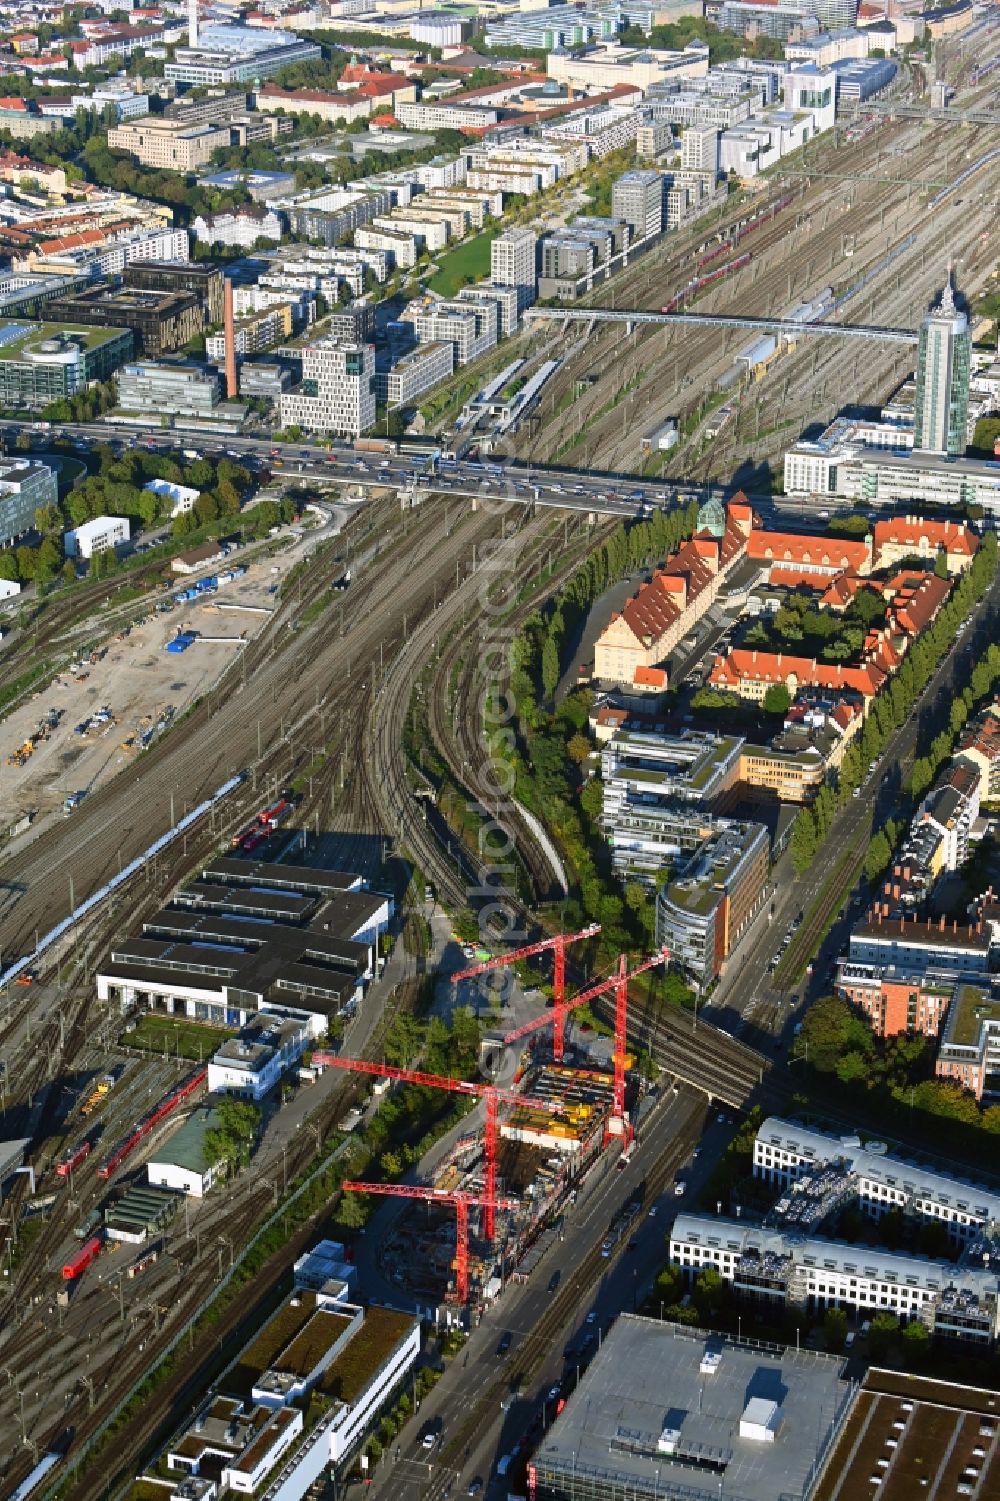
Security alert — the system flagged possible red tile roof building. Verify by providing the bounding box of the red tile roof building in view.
[747,529,872,583]
[593,498,754,686]
[711,559,952,707]
[710,649,886,702]
[959,705,1000,800]
[873,515,979,575]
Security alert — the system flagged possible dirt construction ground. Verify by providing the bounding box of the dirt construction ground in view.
[0,547,301,840]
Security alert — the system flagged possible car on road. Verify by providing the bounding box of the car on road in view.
[586,1311,598,1325]
[601,1237,615,1257]
[548,1270,561,1292]
[648,1205,658,1217]
[674,1181,687,1197]
[496,1331,513,1356]
[468,1479,483,1496]
[546,1384,562,1402]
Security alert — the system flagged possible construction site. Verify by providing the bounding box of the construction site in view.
[324,937,664,1309]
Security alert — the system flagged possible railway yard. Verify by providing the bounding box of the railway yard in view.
[1,30,1000,1501]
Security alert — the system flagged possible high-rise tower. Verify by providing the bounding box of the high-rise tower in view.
[913,269,970,457]
[188,0,199,47]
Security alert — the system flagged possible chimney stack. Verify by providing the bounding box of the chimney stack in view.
[223,278,237,400]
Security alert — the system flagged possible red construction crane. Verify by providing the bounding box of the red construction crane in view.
[503,948,669,1139]
[312,1054,561,1241]
[341,1181,519,1305]
[450,924,600,1063]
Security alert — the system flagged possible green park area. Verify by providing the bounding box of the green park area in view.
[428,227,500,297]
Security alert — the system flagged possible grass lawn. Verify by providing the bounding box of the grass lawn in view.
[428,227,500,297]
[127,1011,235,1061]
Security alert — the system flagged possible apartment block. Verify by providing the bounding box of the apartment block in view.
[375,340,453,407]
[279,341,376,438]
[680,123,720,176]
[670,1212,1000,1344]
[611,168,663,241]
[491,227,537,315]
[753,1116,1000,1241]
[400,298,497,366]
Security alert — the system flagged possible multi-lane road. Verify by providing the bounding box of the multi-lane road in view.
[0,418,848,529]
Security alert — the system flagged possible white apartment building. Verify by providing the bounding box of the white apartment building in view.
[680,123,720,176]
[402,298,497,366]
[409,156,467,190]
[279,340,375,437]
[397,100,499,131]
[491,226,537,315]
[459,282,519,339]
[754,1117,1000,1240]
[64,515,130,558]
[354,226,418,270]
[466,164,552,198]
[191,204,283,247]
[670,1213,1000,1343]
[371,212,449,252]
[376,340,453,407]
[543,102,641,159]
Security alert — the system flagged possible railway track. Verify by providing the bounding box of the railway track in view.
[420,511,616,906]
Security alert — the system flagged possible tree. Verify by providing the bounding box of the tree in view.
[867,1312,900,1360]
[537,636,561,699]
[334,1188,370,1229]
[934,549,950,579]
[204,1098,260,1171]
[823,1306,847,1352]
[567,732,592,765]
[900,1319,930,1366]
[762,683,791,716]
[863,829,891,881]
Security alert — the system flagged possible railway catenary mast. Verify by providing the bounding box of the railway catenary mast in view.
[503,949,669,1140]
[310,1055,561,1241]
[340,1182,519,1304]
[450,924,600,1064]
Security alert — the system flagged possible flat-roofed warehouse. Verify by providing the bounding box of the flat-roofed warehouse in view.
[530,1318,853,1501]
[97,860,392,1038]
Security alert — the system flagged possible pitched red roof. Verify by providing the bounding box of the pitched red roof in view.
[873,515,978,560]
[709,649,885,698]
[747,530,871,574]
